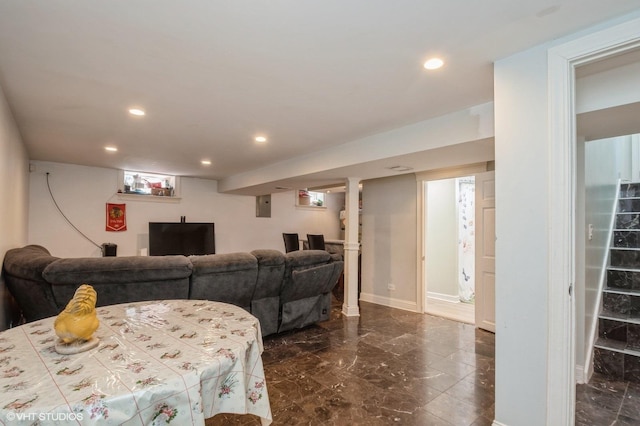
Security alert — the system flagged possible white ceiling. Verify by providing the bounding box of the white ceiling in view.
[1,1,639,193]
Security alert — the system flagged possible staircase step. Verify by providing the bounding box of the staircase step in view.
[616,213,640,230]
[610,248,640,268]
[613,230,640,248]
[595,337,640,356]
[620,183,640,199]
[619,199,640,212]
[602,290,640,317]
[597,317,640,356]
[598,318,633,343]
[600,311,640,325]
[593,345,640,382]
[604,286,640,296]
[606,269,640,290]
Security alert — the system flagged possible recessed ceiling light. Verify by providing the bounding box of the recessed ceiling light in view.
[105,146,118,152]
[129,108,145,116]
[201,160,211,166]
[423,58,444,70]
[255,136,267,143]
[387,165,414,172]
[537,5,560,18]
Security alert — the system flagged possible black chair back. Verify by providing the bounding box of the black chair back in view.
[282,233,300,252]
[307,234,326,251]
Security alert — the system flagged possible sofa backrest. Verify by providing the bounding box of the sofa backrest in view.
[189,252,258,310]
[43,255,193,308]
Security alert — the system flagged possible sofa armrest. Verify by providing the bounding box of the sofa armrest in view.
[2,245,58,281]
[2,245,60,322]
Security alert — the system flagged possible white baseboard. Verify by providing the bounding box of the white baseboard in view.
[575,364,585,384]
[586,357,594,382]
[492,421,508,426]
[359,292,418,312]
[424,306,475,325]
[426,291,460,303]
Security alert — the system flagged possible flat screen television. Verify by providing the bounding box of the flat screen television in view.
[148,222,215,256]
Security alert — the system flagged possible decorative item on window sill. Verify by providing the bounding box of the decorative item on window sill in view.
[298,190,310,206]
[122,171,175,197]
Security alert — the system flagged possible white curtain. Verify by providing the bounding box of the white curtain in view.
[457,177,475,303]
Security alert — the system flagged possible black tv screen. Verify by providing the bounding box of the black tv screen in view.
[148,222,215,256]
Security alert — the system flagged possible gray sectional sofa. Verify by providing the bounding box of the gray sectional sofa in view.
[2,245,343,336]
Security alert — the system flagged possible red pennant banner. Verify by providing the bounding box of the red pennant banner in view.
[106,203,127,232]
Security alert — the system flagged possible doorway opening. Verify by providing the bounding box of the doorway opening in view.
[424,175,476,324]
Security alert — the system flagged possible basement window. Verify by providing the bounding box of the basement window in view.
[118,170,181,201]
[297,189,325,208]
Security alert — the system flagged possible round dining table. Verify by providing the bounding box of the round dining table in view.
[0,299,272,425]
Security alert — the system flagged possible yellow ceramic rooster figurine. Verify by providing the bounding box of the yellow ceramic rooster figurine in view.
[54,284,100,354]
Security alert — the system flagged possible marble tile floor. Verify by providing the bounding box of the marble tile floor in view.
[575,373,640,425]
[207,300,495,425]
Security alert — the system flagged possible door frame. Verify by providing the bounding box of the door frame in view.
[415,162,492,314]
[547,17,640,425]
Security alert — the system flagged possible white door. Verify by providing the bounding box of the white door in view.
[475,171,496,332]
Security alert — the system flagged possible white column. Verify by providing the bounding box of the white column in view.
[342,177,361,317]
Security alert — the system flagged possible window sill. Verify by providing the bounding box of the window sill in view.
[117,193,181,203]
[295,204,327,210]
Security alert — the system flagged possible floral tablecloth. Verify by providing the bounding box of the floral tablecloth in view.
[0,300,272,425]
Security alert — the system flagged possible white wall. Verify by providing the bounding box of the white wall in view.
[426,178,458,298]
[0,84,29,330]
[576,61,640,114]
[494,43,550,426]
[493,12,640,425]
[360,174,417,311]
[28,161,342,257]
